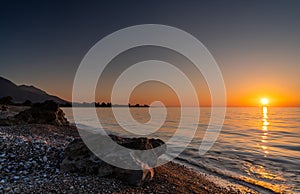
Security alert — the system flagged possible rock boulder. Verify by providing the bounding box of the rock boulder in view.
[14,100,69,126]
[60,135,166,185]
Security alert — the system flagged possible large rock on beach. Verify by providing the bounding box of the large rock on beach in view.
[14,100,69,126]
[60,135,166,185]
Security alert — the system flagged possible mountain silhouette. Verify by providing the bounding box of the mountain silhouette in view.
[0,76,67,104]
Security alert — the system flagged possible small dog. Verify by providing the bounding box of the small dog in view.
[130,143,157,181]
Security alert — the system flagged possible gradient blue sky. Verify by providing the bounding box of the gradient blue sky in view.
[1,0,300,106]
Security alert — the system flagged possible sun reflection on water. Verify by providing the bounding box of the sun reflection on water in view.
[261,106,269,156]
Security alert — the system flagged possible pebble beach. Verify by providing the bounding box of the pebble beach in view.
[0,124,248,194]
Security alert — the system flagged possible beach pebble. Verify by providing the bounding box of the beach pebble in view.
[4,187,11,192]
[13,176,20,180]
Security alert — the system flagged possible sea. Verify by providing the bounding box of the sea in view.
[62,107,300,193]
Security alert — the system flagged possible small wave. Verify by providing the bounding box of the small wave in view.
[174,156,292,193]
[273,145,300,152]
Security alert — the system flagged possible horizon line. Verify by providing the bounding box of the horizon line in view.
[65,105,300,108]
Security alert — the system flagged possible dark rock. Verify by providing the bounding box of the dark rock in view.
[60,138,113,176]
[1,105,8,112]
[0,119,12,126]
[14,100,69,126]
[60,135,166,185]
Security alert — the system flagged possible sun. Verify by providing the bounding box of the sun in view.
[261,98,269,105]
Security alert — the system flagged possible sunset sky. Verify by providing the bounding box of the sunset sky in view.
[1,1,300,107]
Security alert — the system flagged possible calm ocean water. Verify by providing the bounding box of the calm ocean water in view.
[62,107,300,193]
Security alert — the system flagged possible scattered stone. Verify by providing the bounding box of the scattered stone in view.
[14,188,20,193]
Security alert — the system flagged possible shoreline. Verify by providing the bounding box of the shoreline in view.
[0,124,254,193]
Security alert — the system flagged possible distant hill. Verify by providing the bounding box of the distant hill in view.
[0,76,68,104]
